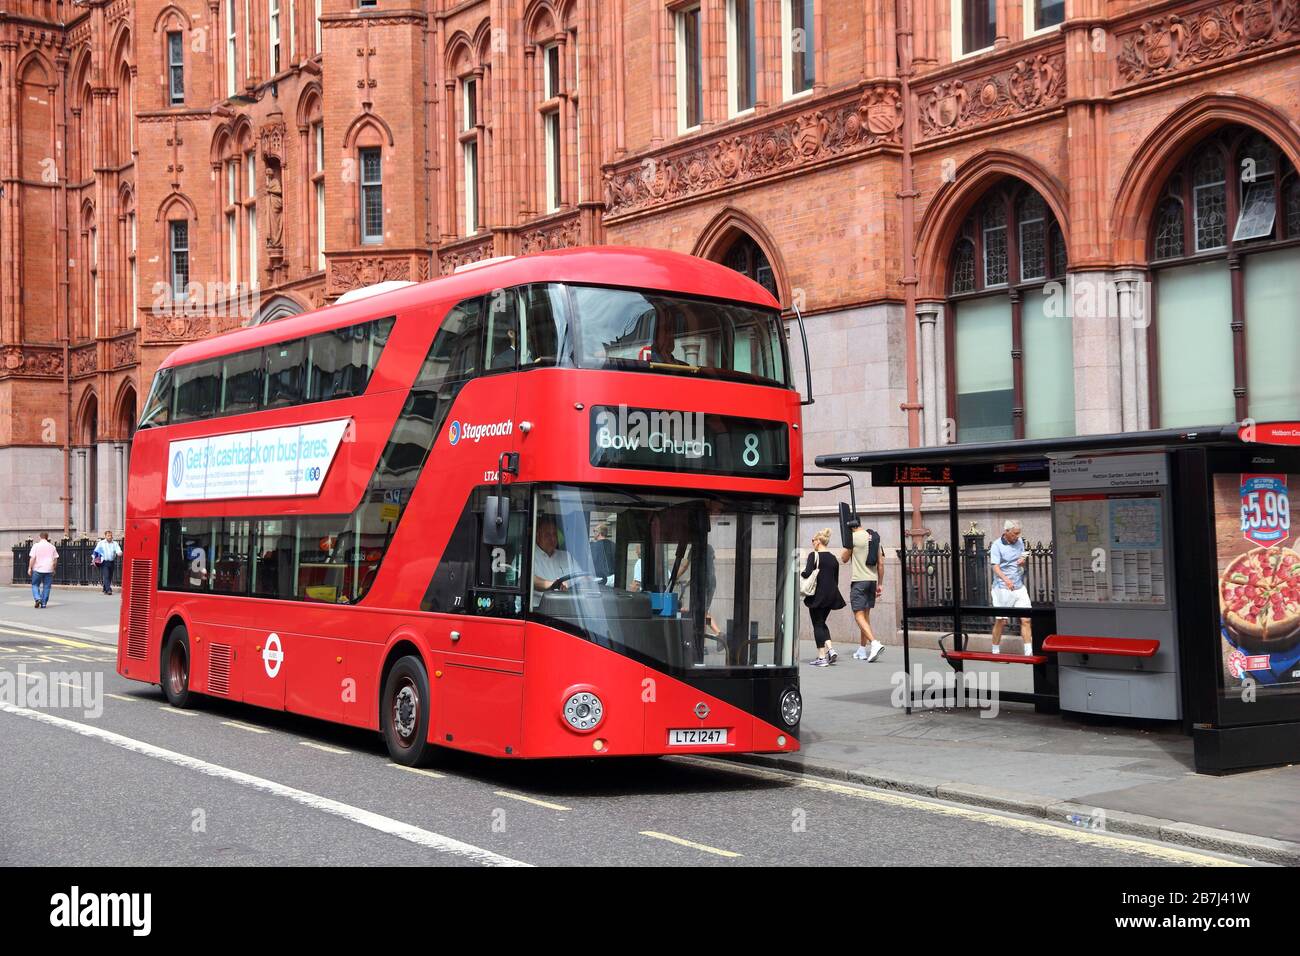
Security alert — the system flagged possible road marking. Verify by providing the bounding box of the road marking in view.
[0,645,15,652]
[0,700,529,867]
[686,758,1246,867]
[391,765,446,780]
[222,720,270,735]
[158,706,197,717]
[0,629,100,650]
[82,625,121,634]
[105,693,137,703]
[493,790,570,811]
[299,741,349,754]
[640,830,742,858]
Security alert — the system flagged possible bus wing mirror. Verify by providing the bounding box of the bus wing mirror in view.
[483,495,511,547]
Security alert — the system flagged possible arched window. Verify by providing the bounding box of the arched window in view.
[947,181,1072,441]
[721,232,778,299]
[1149,126,1300,426]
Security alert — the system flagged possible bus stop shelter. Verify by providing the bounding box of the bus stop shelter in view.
[816,422,1300,774]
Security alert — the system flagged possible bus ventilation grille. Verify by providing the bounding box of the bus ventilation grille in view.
[207,644,233,696]
[126,560,153,661]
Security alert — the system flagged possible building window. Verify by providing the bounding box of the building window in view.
[721,233,779,300]
[544,110,561,212]
[728,0,756,115]
[269,0,282,75]
[359,0,376,7]
[313,123,326,271]
[1028,0,1064,33]
[955,0,996,56]
[1149,126,1300,426]
[947,182,1072,441]
[247,151,258,283]
[462,78,479,234]
[167,31,185,105]
[540,47,562,213]
[783,0,815,98]
[360,146,383,243]
[226,0,238,96]
[676,5,703,132]
[170,220,189,300]
[543,43,561,99]
[226,160,239,287]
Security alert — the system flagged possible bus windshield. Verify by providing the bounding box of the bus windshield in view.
[530,485,799,670]
[564,285,788,387]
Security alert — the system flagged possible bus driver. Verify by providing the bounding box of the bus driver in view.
[533,516,578,607]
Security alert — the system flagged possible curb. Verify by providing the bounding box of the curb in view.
[731,751,1300,866]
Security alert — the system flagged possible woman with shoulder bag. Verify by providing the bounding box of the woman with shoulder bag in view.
[801,528,846,666]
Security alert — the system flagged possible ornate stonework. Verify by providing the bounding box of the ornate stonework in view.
[1116,0,1300,84]
[519,214,581,255]
[0,347,64,377]
[71,346,98,377]
[437,237,494,275]
[917,53,1066,139]
[144,313,212,342]
[602,83,902,220]
[327,256,413,295]
[110,335,137,369]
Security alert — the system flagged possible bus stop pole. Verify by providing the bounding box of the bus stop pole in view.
[950,484,964,658]
[899,486,912,714]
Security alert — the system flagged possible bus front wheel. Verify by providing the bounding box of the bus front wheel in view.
[382,655,436,767]
[161,626,193,708]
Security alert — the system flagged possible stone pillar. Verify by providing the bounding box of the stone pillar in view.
[917,301,942,446]
[1115,269,1151,431]
[1070,272,1123,435]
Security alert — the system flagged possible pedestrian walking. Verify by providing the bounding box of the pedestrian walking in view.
[801,528,846,666]
[990,519,1033,654]
[840,516,886,661]
[93,530,123,595]
[28,532,59,609]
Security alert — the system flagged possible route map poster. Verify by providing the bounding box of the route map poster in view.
[1053,491,1167,606]
[1213,472,1300,694]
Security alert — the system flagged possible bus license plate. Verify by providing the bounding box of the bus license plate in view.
[668,728,728,746]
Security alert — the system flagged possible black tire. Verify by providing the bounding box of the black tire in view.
[381,655,436,767]
[161,626,194,708]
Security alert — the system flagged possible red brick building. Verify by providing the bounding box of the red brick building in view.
[2,0,1298,607]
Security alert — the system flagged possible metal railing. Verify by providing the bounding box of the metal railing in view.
[11,538,125,587]
[902,531,1054,633]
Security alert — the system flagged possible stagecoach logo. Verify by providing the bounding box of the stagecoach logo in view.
[263,633,284,678]
[694,701,710,720]
[447,419,514,447]
[170,451,184,488]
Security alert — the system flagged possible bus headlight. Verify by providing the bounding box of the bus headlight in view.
[780,688,802,727]
[563,691,604,732]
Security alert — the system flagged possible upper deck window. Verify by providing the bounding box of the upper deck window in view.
[567,286,788,387]
[139,315,394,428]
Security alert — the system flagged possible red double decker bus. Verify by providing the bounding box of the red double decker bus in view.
[117,247,804,764]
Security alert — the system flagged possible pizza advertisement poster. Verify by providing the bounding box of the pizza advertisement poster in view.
[1213,473,1300,691]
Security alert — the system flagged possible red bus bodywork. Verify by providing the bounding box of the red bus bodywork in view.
[117,247,803,760]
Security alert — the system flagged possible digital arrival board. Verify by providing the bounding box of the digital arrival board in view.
[589,405,789,480]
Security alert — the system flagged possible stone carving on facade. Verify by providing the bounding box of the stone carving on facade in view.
[918,52,1065,139]
[437,237,494,275]
[71,346,98,376]
[519,215,581,255]
[110,335,137,369]
[144,313,212,342]
[1116,0,1300,83]
[0,347,64,376]
[602,83,903,219]
[327,256,413,294]
[259,114,288,267]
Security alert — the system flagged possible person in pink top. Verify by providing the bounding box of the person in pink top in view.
[28,532,59,609]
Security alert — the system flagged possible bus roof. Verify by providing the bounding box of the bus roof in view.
[160,246,783,369]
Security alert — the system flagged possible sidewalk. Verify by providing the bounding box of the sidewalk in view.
[6,585,1296,862]
[753,639,1300,863]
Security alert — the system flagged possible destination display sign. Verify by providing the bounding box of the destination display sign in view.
[589,405,789,480]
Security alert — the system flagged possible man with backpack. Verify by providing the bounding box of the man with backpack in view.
[840,516,885,662]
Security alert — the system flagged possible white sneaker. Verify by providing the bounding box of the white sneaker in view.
[990,644,1002,654]
[867,640,885,663]
[852,646,869,660]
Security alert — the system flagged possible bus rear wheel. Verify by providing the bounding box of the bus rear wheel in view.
[161,626,193,708]
[382,655,436,767]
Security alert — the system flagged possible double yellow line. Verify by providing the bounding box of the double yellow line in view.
[0,625,100,650]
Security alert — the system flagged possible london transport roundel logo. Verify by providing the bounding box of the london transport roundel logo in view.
[171,451,184,488]
[448,421,462,446]
[263,633,284,679]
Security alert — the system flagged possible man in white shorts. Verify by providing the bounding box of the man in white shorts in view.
[989,519,1032,655]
